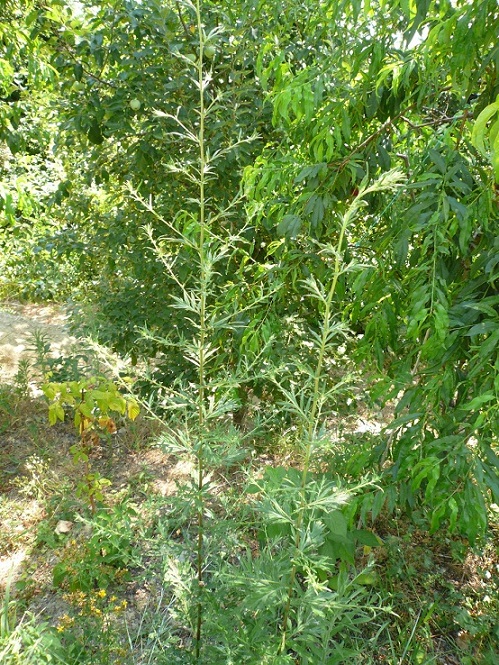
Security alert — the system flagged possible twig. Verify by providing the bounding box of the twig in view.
[328,85,454,175]
[400,114,463,129]
[176,1,190,38]
[58,41,117,88]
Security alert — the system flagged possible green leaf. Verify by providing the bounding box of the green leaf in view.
[355,570,379,586]
[492,125,499,182]
[324,510,347,538]
[78,402,93,418]
[448,497,458,532]
[108,396,126,414]
[370,490,386,522]
[277,214,301,239]
[43,384,56,400]
[490,117,499,147]
[90,390,108,401]
[462,393,495,411]
[88,120,104,145]
[352,529,383,547]
[428,149,446,174]
[465,321,499,336]
[48,403,60,426]
[479,457,499,503]
[74,62,83,81]
[385,412,424,430]
[294,163,327,184]
[429,502,446,533]
[318,539,339,567]
[265,522,291,540]
[263,466,294,487]
[471,98,499,156]
[404,0,431,43]
[53,563,66,588]
[482,444,499,470]
[304,194,325,228]
[127,400,140,421]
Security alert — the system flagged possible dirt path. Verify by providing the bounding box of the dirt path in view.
[0,301,77,383]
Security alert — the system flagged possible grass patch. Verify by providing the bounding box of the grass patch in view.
[0,378,497,664]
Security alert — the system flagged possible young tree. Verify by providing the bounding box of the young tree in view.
[243,0,499,540]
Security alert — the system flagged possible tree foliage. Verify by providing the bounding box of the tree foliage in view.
[1,0,498,545]
[243,0,499,541]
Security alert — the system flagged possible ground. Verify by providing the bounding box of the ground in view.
[0,301,191,603]
[0,301,76,384]
[0,301,498,664]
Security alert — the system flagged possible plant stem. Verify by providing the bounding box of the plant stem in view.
[279,206,351,654]
[195,0,206,659]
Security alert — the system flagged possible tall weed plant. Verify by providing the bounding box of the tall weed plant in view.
[134,0,263,658]
[241,172,404,661]
[135,1,403,661]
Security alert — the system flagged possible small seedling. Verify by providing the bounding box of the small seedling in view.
[43,377,140,512]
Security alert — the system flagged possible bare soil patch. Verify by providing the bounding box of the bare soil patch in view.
[0,301,77,383]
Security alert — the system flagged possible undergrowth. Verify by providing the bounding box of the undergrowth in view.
[1,1,498,663]
[1,368,498,664]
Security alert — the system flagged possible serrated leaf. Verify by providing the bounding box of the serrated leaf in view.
[54,402,65,422]
[294,163,326,184]
[263,466,288,486]
[385,412,424,429]
[428,148,446,174]
[430,502,446,533]
[482,444,499,469]
[370,490,386,522]
[43,385,56,400]
[127,400,140,421]
[490,117,499,147]
[478,329,499,359]
[337,540,355,564]
[78,402,93,418]
[72,449,89,463]
[265,522,291,540]
[108,396,126,414]
[480,459,499,503]
[319,539,339,566]
[377,144,391,170]
[90,390,108,401]
[492,126,499,183]
[48,403,59,426]
[324,510,347,537]
[69,382,83,398]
